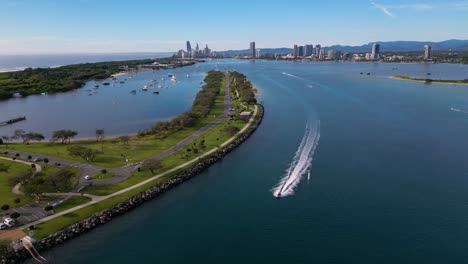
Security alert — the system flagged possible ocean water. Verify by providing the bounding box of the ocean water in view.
[0,52,173,72]
[18,60,468,263]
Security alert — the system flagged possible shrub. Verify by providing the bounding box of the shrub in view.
[44,205,54,211]
[27,155,32,160]
[101,169,107,174]
[1,204,10,211]
[31,164,36,169]
[43,158,49,163]
[10,212,20,219]
[14,198,21,203]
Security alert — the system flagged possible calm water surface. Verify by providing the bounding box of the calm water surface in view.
[22,60,468,263]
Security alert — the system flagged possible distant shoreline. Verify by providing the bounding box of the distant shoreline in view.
[391,76,468,86]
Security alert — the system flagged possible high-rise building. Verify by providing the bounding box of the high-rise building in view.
[256,49,261,58]
[293,45,298,59]
[319,49,325,60]
[327,50,336,60]
[315,44,321,57]
[186,41,192,57]
[371,43,380,60]
[204,45,211,57]
[250,42,256,58]
[335,51,342,60]
[424,45,432,60]
[305,44,314,57]
[298,46,304,57]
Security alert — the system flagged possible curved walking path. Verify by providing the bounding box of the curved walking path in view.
[20,102,259,229]
[0,157,42,195]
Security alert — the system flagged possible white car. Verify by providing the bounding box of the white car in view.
[0,223,7,230]
[4,217,15,227]
[84,175,92,180]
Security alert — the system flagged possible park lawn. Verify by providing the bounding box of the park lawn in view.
[82,117,248,196]
[93,171,115,180]
[0,160,34,207]
[30,113,253,239]
[6,91,226,169]
[53,196,92,213]
[29,171,177,239]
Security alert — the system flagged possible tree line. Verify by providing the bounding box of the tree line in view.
[0,57,185,101]
[140,70,224,136]
[230,71,257,105]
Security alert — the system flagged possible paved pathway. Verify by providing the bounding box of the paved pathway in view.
[0,157,42,195]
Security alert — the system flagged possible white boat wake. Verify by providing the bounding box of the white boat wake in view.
[282,72,304,80]
[272,120,320,198]
[450,107,468,114]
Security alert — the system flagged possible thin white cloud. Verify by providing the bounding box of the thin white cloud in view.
[371,1,395,17]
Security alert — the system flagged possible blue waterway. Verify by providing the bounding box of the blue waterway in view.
[24,60,468,263]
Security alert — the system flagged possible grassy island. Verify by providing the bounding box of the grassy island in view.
[393,75,468,85]
[0,57,194,100]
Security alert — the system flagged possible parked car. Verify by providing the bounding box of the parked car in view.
[4,217,15,227]
[33,158,43,162]
[84,175,92,180]
[0,223,7,230]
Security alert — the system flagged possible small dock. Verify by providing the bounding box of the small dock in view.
[0,116,26,126]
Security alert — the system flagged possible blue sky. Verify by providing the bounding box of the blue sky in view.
[1,0,467,54]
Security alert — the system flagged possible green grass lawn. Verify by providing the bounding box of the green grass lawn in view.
[53,196,92,213]
[30,172,176,239]
[0,160,34,207]
[93,171,115,180]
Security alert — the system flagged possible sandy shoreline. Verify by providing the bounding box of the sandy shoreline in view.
[111,72,129,77]
[390,76,468,86]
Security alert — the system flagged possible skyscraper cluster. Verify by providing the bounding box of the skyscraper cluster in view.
[177,41,214,59]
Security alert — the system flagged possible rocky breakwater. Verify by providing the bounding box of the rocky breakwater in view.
[2,105,264,264]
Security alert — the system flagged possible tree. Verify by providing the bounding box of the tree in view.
[10,212,20,219]
[8,171,32,186]
[1,136,10,146]
[1,204,9,211]
[44,205,54,212]
[11,129,26,142]
[223,125,240,136]
[141,159,163,175]
[0,163,10,173]
[51,129,78,144]
[119,135,130,145]
[67,145,102,162]
[25,132,45,143]
[95,129,105,142]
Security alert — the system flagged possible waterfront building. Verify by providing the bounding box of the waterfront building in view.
[293,45,298,59]
[250,42,256,58]
[177,50,186,59]
[424,45,432,60]
[365,53,372,60]
[256,49,261,58]
[298,46,304,57]
[318,49,325,60]
[204,45,211,57]
[186,41,192,58]
[315,44,321,57]
[305,44,314,57]
[335,51,342,60]
[371,43,380,60]
[327,50,336,60]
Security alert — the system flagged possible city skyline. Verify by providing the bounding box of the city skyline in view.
[1,0,468,54]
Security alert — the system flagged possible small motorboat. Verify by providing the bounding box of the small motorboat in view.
[143,85,148,91]
[94,85,99,88]
[152,90,159,94]
[103,82,110,86]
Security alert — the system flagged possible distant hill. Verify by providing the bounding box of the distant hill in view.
[220,39,468,54]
